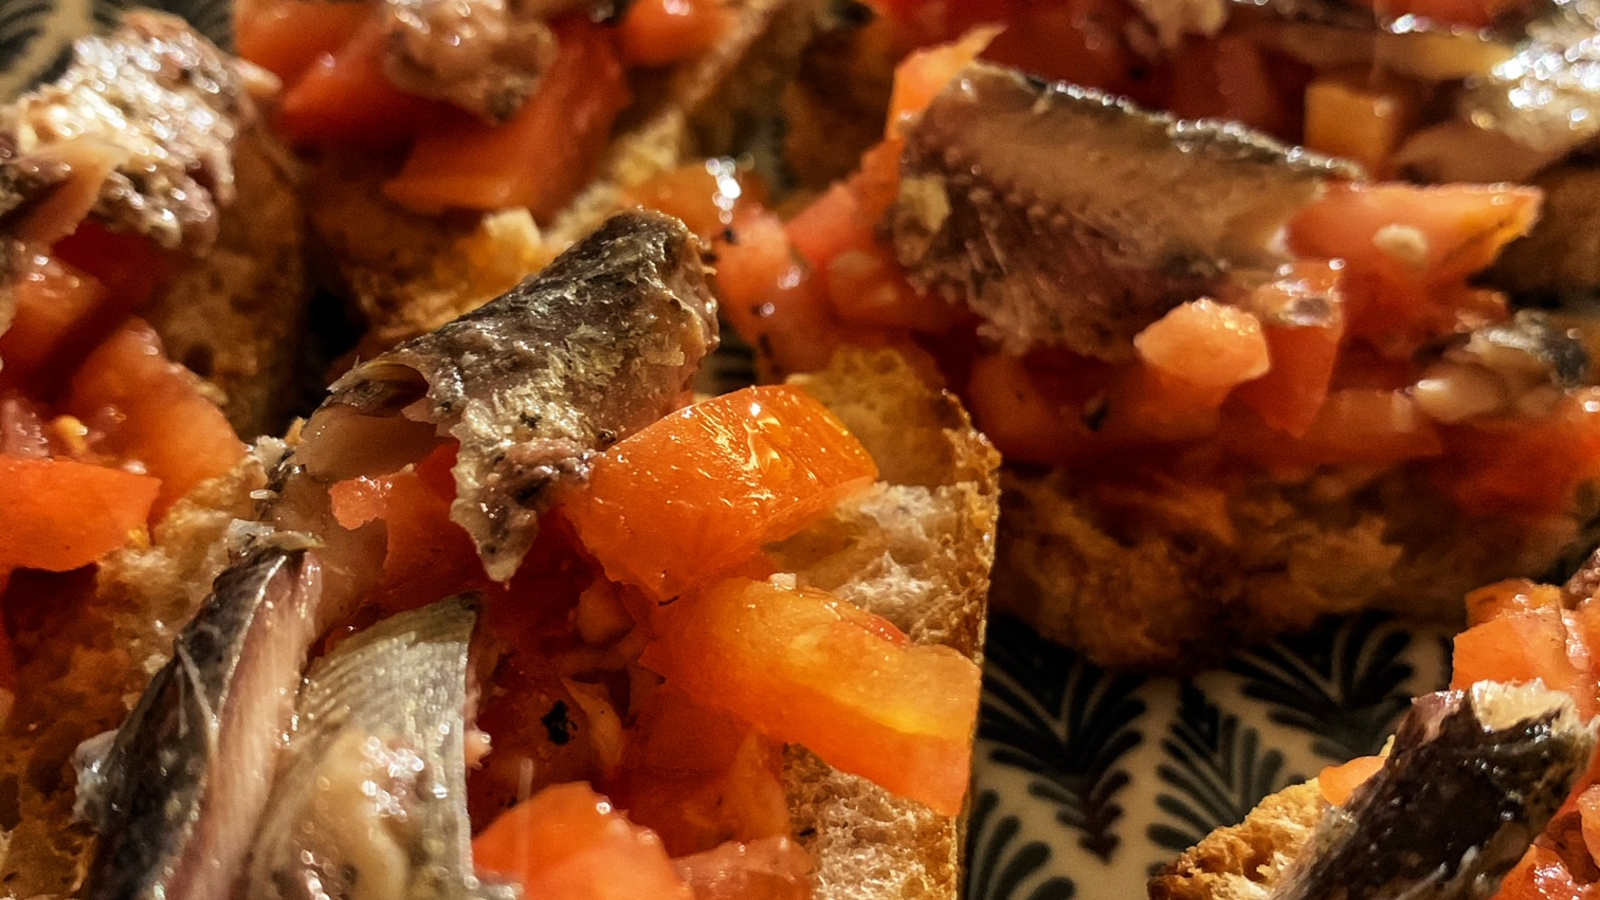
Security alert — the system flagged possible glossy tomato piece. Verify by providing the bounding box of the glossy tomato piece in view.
[473,782,692,900]
[1229,262,1346,437]
[562,385,878,603]
[0,456,159,572]
[1288,182,1538,354]
[1433,390,1600,519]
[65,320,245,520]
[235,0,373,87]
[640,576,980,816]
[0,253,112,394]
[1452,607,1597,718]
[385,19,631,219]
[618,0,732,67]
[273,17,460,151]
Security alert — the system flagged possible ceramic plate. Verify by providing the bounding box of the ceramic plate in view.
[0,10,1456,900]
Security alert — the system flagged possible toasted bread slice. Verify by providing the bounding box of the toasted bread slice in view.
[311,0,833,360]
[0,348,997,899]
[776,347,1000,900]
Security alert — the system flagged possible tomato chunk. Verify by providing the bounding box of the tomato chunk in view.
[618,0,732,67]
[235,0,372,87]
[385,20,631,219]
[1230,263,1346,437]
[274,17,459,150]
[562,385,878,603]
[1288,182,1539,355]
[65,321,245,520]
[1317,755,1384,806]
[0,253,112,394]
[1452,607,1597,718]
[641,577,981,816]
[0,456,158,572]
[473,782,693,900]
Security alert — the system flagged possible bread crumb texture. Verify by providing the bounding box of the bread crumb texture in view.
[776,348,1001,900]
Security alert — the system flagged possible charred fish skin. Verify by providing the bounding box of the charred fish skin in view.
[81,547,325,900]
[1271,682,1598,900]
[247,596,511,900]
[299,209,718,583]
[891,62,1357,361]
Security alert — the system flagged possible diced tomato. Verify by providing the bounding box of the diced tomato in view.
[0,456,158,572]
[64,321,245,520]
[1104,300,1270,440]
[1288,182,1539,355]
[52,223,174,312]
[371,465,495,615]
[235,0,373,87]
[983,0,1156,102]
[613,686,791,856]
[1317,755,1384,806]
[1496,843,1600,900]
[1230,263,1346,437]
[1134,300,1272,401]
[473,782,693,900]
[563,385,877,603]
[1434,390,1600,519]
[385,20,631,219]
[624,161,755,241]
[673,837,814,900]
[886,27,998,138]
[824,246,962,333]
[0,254,113,394]
[640,577,980,816]
[1452,607,1597,718]
[786,183,880,273]
[1466,579,1565,627]
[468,655,604,827]
[1578,786,1600,868]
[274,17,461,151]
[1224,389,1443,469]
[618,0,732,68]
[715,208,864,377]
[328,475,392,530]
[964,352,1112,465]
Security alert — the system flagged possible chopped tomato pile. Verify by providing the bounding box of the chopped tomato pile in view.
[712,32,1600,530]
[320,383,982,897]
[866,0,1536,163]
[237,0,729,220]
[0,224,247,699]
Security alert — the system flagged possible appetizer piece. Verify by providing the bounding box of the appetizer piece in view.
[0,10,309,434]
[1150,682,1598,900]
[238,0,839,357]
[1151,559,1600,900]
[0,13,309,892]
[718,38,1600,668]
[73,211,1000,900]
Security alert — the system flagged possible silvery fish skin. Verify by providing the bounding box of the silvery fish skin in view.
[295,209,718,583]
[890,62,1357,360]
[246,596,508,900]
[79,548,325,900]
[1271,681,1597,900]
